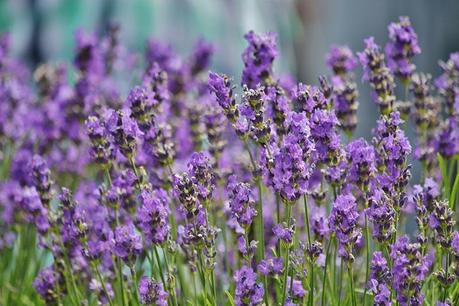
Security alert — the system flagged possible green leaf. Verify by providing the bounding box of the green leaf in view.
[225,290,235,306]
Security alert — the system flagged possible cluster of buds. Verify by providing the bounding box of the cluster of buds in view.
[390,236,431,305]
[429,199,456,249]
[329,193,362,262]
[410,73,440,174]
[326,46,359,135]
[412,178,440,249]
[435,52,459,116]
[86,115,114,167]
[358,37,396,115]
[144,122,176,168]
[240,85,271,145]
[30,155,53,208]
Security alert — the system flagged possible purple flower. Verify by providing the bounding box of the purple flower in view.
[74,29,104,75]
[429,199,455,248]
[203,102,227,159]
[137,188,170,245]
[326,45,357,75]
[410,73,439,174]
[208,72,238,121]
[329,193,362,262]
[113,224,143,264]
[234,266,264,306]
[86,115,114,165]
[187,152,215,204]
[30,154,53,208]
[368,251,392,306]
[241,31,278,89]
[452,231,459,256]
[372,112,411,195]
[227,175,257,230]
[390,236,431,306]
[239,85,271,144]
[189,38,214,76]
[293,83,328,115]
[138,276,168,306]
[273,223,294,244]
[385,16,421,80]
[142,62,169,107]
[310,109,340,164]
[346,138,376,190]
[267,111,315,201]
[435,117,459,158]
[358,37,395,114]
[257,257,284,276]
[144,121,176,168]
[107,169,137,212]
[173,172,198,216]
[105,109,143,159]
[265,85,290,137]
[368,187,396,243]
[127,85,156,132]
[18,187,49,234]
[288,278,306,300]
[435,52,459,116]
[34,266,58,303]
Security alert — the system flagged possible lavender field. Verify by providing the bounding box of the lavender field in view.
[1,10,459,306]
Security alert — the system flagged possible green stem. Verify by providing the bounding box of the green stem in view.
[117,258,128,306]
[321,239,332,306]
[449,157,459,211]
[93,263,115,306]
[153,248,167,300]
[347,263,356,306]
[338,258,343,305]
[281,204,292,306]
[363,214,370,306]
[130,266,140,305]
[443,252,450,302]
[303,195,314,306]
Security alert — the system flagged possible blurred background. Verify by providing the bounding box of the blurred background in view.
[1,0,459,174]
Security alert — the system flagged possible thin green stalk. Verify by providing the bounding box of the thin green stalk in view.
[347,263,357,306]
[93,263,115,306]
[321,239,332,306]
[449,157,459,211]
[256,178,268,306]
[117,258,128,306]
[162,248,179,306]
[443,252,450,302]
[303,195,314,306]
[338,258,343,305]
[281,204,292,306]
[363,214,370,306]
[130,267,139,304]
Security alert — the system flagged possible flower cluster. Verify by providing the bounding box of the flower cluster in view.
[1,16,459,306]
[385,16,421,81]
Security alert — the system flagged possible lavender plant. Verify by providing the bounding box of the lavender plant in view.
[1,17,459,306]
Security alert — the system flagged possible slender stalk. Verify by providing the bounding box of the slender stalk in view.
[93,263,115,306]
[338,258,343,305]
[347,263,356,306]
[281,204,292,306]
[321,239,332,306]
[162,248,179,306]
[363,214,370,305]
[443,252,450,302]
[130,266,140,305]
[117,258,128,306]
[303,195,314,306]
[244,140,268,305]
